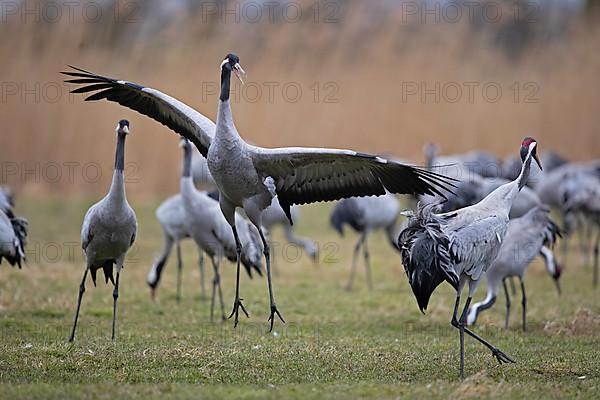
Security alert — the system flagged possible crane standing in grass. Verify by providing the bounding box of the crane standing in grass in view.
[179,138,263,321]
[64,53,455,330]
[69,120,137,342]
[466,206,561,330]
[330,192,401,290]
[399,137,542,379]
[146,194,206,302]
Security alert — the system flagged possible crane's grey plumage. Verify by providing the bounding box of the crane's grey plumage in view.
[398,137,541,379]
[180,139,263,321]
[192,151,216,187]
[560,171,600,287]
[146,194,206,302]
[63,53,456,330]
[535,161,600,268]
[69,120,137,342]
[0,186,27,269]
[422,173,544,219]
[0,209,28,269]
[466,206,561,330]
[330,192,401,290]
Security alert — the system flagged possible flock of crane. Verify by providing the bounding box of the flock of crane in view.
[0,53,598,379]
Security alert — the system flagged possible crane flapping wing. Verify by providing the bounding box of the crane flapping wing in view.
[253,147,458,223]
[62,66,215,157]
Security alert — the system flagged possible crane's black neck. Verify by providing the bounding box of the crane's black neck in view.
[114,132,126,171]
[182,143,192,177]
[220,66,231,102]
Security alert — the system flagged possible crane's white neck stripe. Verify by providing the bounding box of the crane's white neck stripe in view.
[220,58,229,69]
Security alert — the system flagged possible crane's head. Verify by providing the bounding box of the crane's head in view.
[520,137,542,170]
[116,119,130,136]
[221,53,246,85]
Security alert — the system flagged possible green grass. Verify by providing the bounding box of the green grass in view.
[1,198,599,399]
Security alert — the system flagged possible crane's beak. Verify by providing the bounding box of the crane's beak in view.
[233,63,246,85]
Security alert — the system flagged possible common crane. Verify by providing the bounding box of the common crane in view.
[398,137,541,379]
[466,206,561,330]
[146,194,206,302]
[0,188,27,269]
[179,139,263,321]
[69,120,137,342]
[330,192,401,290]
[63,53,455,330]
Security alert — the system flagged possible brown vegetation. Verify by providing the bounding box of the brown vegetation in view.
[1,1,598,199]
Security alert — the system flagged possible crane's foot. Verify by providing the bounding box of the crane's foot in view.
[268,305,285,332]
[228,298,249,328]
[491,347,515,364]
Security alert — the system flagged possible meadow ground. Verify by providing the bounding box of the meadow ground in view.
[0,198,599,399]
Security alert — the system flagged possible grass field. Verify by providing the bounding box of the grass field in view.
[1,198,599,399]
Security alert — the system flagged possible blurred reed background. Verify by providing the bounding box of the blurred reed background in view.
[1,0,598,199]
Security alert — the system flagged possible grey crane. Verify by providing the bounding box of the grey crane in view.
[147,155,215,302]
[146,193,207,302]
[330,192,401,290]
[0,188,28,269]
[398,137,541,379]
[63,53,455,330]
[180,139,263,321]
[466,206,561,330]
[536,161,600,267]
[69,120,137,342]
[422,172,561,295]
[561,171,600,287]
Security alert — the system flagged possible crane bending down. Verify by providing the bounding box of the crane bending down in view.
[180,139,263,321]
[466,206,561,330]
[398,137,542,379]
[63,53,456,330]
[147,193,206,302]
[69,120,137,342]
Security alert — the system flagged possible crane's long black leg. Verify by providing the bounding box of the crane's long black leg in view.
[210,257,217,323]
[111,270,121,341]
[198,251,207,300]
[363,234,373,290]
[346,234,364,291]
[449,295,465,379]
[452,296,515,369]
[176,242,182,303]
[519,276,527,331]
[502,278,511,329]
[210,257,227,321]
[69,269,88,342]
[258,228,285,331]
[458,297,473,380]
[228,225,248,327]
[592,227,599,288]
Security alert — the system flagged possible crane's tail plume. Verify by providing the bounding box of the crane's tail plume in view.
[6,216,28,268]
[398,203,458,312]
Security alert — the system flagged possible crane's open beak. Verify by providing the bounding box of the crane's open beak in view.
[233,63,246,85]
